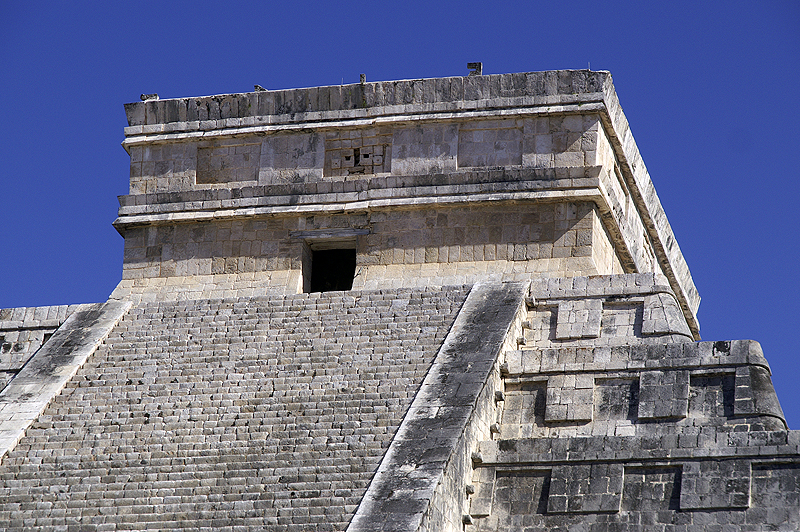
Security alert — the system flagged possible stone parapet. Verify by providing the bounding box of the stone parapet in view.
[122,71,609,131]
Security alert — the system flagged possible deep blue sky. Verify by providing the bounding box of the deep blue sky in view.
[1,2,798,427]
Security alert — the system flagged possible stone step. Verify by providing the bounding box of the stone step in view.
[0,286,470,531]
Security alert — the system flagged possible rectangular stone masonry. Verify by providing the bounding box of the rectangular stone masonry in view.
[457,119,523,168]
[642,292,692,337]
[545,374,593,422]
[594,378,639,421]
[489,470,550,518]
[590,378,639,436]
[733,365,786,427]
[119,71,703,334]
[531,272,672,301]
[498,381,547,439]
[522,114,600,169]
[129,142,197,194]
[621,466,681,511]
[521,308,556,348]
[638,370,689,419]
[391,124,459,175]
[520,274,693,350]
[196,142,260,184]
[503,382,547,425]
[750,463,800,526]
[734,365,757,416]
[599,302,642,340]
[689,372,735,419]
[0,304,81,376]
[259,132,324,183]
[469,467,495,517]
[555,299,602,339]
[679,460,751,509]
[496,338,791,444]
[115,202,623,300]
[547,464,623,513]
[0,328,51,371]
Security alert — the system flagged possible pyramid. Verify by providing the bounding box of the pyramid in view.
[0,70,797,531]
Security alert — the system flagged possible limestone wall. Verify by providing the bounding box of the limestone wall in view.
[126,115,604,195]
[595,121,663,277]
[439,276,799,531]
[121,109,659,287]
[112,202,626,303]
[522,273,692,351]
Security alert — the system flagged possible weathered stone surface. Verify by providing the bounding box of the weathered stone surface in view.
[469,337,799,531]
[0,304,83,386]
[0,288,467,531]
[0,300,130,463]
[1,70,797,531]
[114,70,700,335]
[349,281,526,532]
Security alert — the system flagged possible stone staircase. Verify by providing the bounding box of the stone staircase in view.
[0,286,468,531]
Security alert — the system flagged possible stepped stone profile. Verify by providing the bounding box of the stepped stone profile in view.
[0,69,797,531]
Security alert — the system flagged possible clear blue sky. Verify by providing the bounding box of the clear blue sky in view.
[1,1,798,427]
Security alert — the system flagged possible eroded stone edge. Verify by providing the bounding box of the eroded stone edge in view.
[346,280,527,532]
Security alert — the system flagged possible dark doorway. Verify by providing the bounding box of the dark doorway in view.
[309,248,356,292]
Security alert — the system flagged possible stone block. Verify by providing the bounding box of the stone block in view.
[545,375,593,423]
[547,463,622,513]
[638,370,689,419]
[469,467,495,517]
[555,299,602,339]
[680,460,751,510]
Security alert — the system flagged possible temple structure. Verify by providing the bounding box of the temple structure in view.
[0,69,797,531]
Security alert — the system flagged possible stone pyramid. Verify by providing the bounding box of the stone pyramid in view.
[0,70,797,531]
